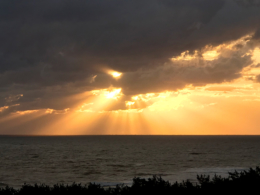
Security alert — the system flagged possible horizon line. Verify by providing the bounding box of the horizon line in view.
[1,134,260,137]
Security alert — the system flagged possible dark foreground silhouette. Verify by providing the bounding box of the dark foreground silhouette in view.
[1,167,260,195]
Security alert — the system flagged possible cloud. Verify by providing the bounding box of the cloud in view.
[255,74,260,82]
[0,106,9,112]
[0,0,260,113]
[234,0,260,7]
[114,38,254,95]
[205,86,237,92]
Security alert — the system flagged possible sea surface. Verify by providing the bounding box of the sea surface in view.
[0,136,260,188]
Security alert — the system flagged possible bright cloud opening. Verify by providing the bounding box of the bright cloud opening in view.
[111,71,122,78]
[106,70,122,79]
[105,88,122,99]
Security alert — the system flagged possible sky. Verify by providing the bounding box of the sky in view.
[1,0,260,135]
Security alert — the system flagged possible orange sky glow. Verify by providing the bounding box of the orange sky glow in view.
[1,35,260,135]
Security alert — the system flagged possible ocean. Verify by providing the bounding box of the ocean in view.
[0,136,260,188]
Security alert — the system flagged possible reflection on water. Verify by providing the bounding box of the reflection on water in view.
[0,136,260,188]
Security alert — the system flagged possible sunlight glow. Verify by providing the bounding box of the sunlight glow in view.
[131,93,155,102]
[171,51,198,61]
[3,34,260,135]
[252,47,260,63]
[104,88,122,99]
[241,47,260,78]
[126,101,135,106]
[77,103,94,113]
[106,70,122,79]
[0,106,9,112]
[171,35,252,63]
[45,108,70,114]
[111,71,122,78]
[15,110,39,115]
[203,50,219,61]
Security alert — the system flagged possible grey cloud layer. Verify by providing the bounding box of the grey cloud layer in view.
[0,0,260,112]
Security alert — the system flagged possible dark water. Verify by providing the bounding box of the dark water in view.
[0,136,260,188]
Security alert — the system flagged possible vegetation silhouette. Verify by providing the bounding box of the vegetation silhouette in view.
[1,167,260,194]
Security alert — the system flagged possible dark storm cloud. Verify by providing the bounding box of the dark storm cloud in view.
[0,0,260,112]
[0,0,226,73]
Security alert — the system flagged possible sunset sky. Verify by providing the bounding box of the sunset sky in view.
[1,0,260,135]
